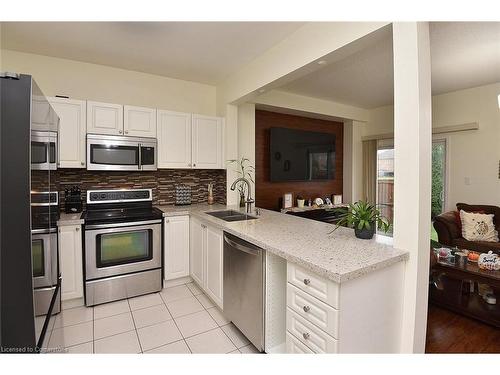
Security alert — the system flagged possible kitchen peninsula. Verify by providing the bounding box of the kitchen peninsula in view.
[158,203,409,353]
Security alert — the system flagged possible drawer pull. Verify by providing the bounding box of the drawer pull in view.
[303,332,310,340]
[303,278,311,285]
[303,305,310,313]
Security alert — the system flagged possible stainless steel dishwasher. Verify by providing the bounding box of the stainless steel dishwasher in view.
[223,232,265,352]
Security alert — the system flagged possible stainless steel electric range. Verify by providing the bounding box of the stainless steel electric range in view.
[82,189,163,306]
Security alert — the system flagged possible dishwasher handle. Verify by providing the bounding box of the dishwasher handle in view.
[224,234,262,256]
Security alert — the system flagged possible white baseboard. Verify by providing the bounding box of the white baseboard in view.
[163,276,193,288]
[61,297,85,310]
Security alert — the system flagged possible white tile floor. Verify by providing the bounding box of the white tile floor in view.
[45,281,260,354]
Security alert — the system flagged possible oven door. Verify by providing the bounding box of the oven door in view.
[31,132,57,171]
[87,134,141,171]
[32,229,58,289]
[85,220,162,280]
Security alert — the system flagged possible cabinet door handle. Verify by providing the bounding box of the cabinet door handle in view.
[193,163,196,167]
[125,130,129,134]
[165,219,169,223]
[303,305,310,313]
[303,278,311,285]
[119,130,123,134]
[302,332,310,340]
[76,227,80,232]
[80,162,85,166]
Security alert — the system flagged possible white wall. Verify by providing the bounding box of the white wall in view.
[0,49,217,115]
[363,82,500,209]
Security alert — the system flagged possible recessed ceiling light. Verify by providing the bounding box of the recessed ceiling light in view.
[317,60,327,65]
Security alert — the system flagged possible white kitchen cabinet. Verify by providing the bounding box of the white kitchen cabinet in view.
[58,225,83,301]
[49,97,87,168]
[204,225,224,307]
[164,215,190,280]
[124,105,157,138]
[86,101,124,135]
[157,110,192,168]
[192,114,224,169]
[189,217,204,286]
[285,262,404,353]
[189,217,223,308]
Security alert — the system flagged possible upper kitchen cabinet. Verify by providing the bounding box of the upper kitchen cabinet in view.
[192,115,224,169]
[86,101,124,135]
[124,105,157,138]
[49,97,86,168]
[157,110,192,168]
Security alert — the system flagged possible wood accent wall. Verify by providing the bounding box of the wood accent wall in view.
[255,110,343,211]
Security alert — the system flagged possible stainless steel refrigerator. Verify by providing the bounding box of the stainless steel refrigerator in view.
[0,72,61,353]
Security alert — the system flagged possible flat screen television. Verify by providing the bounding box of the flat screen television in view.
[269,127,335,182]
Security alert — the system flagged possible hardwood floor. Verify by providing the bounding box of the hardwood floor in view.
[426,304,500,353]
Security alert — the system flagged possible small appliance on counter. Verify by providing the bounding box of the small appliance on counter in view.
[175,185,192,205]
[64,185,83,213]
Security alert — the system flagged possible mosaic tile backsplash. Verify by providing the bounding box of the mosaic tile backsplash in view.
[32,169,226,211]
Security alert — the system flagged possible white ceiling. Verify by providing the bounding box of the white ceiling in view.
[1,22,304,85]
[280,22,500,108]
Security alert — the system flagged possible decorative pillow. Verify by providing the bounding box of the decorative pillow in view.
[454,210,485,232]
[460,210,499,242]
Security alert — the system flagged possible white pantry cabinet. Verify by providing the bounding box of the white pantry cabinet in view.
[49,97,87,168]
[86,101,124,135]
[157,110,192,168]
[164,215,190,280]
[189,217,223,308]
[58,225,84,301]
[124,105,157,138]
[192,115,224,169]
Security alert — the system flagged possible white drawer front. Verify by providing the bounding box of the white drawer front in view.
[287,308,338,353]
[287,263,339,308]
[286,332,314,354]
[287,283,339,338]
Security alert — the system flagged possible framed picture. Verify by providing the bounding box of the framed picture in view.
[333,194,343,205]
[283,192,294,209]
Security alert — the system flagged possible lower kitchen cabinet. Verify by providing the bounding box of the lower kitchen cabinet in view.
[58,225,84,301]
[164,215,190,280]
[189,217,205,286]
[189,217,223,308]
[285,262,404,353]
[204,225,223,307]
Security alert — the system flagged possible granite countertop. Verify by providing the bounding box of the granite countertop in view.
[156,203,409,283]
[57,212,84,226]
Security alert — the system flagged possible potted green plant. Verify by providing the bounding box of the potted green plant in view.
[330,200,391,239]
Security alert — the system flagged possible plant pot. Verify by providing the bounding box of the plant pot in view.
[354,224,376,240]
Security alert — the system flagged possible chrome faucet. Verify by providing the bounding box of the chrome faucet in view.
[230,177,255,213]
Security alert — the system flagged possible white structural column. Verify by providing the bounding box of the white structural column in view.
[392,22,432,353]
[223,104,239,205]
[237,103,256,201]
[343,120,365,204]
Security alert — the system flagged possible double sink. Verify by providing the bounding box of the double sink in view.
[206,210,258,222]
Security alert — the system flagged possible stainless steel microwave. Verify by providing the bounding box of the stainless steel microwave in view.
[31,130,58,170]
[86,134,157,171]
